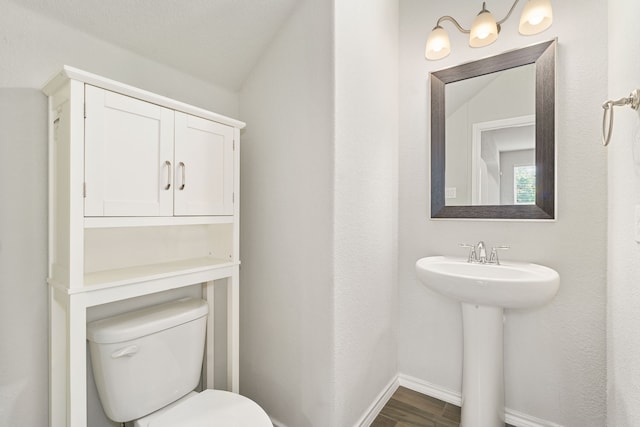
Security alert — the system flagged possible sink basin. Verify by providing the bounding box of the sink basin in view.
[415,255,560,426]
[415,256,559,309]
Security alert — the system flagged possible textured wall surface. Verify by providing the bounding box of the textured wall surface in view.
[398,0,607,425]
[0,0,238,117]
[0,89,48,427]
[239,0,335,425]
[607,0,640,425]
[333,0,399,425]
[240,0,399,425]
[7,0,298,90]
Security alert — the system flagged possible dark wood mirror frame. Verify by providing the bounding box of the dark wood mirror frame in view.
[430,40,556,219]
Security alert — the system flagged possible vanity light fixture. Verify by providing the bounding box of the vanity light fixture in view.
[425,0,553,60]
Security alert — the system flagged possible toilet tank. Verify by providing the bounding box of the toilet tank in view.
[87,297,208,423]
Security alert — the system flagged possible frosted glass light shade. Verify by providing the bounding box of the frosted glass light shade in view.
[519,0,553,35]
[469,11,498,47]
[425,26,451,60]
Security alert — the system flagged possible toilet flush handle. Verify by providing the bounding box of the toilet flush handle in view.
[111,345,139,359]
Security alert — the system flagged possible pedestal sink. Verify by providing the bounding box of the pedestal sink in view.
[415,255,559,427]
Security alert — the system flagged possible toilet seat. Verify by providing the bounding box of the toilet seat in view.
[146,390,272,427]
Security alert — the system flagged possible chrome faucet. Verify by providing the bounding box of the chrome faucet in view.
[460,241,509,265]
[476,241,487,263]
[488,245,510,265]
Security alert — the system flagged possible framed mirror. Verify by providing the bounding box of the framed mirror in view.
[430,40,556,219]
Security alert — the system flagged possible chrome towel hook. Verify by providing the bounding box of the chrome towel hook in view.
[602,89,640,146]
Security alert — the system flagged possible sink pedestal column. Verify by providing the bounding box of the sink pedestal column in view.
[460,303,505,427]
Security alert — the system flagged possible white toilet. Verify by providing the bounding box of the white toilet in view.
[87,297,272,426]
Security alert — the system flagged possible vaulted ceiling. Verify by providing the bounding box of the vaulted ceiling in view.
[10,0,300,90]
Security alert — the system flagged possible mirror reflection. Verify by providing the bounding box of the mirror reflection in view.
[445,64,535,206]
[430,40,556,220]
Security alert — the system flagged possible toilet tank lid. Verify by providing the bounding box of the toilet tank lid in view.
[87,298,208,344]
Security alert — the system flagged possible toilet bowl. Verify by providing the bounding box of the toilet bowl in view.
[87,297,271,426]
[134,390,271,427]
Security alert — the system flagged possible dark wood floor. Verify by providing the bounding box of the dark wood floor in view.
[371,386,515,427]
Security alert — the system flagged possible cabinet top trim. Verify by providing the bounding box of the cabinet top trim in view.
[42,65,246,129]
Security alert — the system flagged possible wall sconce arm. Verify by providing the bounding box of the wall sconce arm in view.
[436,15,470,34]
[496,0,522,25]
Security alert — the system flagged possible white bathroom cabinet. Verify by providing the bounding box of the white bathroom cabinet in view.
[43,66,245,427]
[84,86,234,217]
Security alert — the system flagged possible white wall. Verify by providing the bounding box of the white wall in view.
[239,0,399,425]
[238,0,335,425]
[399,0,607,425]
[0,1,239,426]
[607,0,640,425]
[0,0,238,117]
[0,89,48,427]
[333,0,398,425]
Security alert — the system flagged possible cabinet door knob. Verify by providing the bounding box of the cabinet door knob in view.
[179,161,186,190]
[164,160,172,190]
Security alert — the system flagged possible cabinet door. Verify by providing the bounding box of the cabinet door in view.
[174,112,234,216]
[84,86,175,216]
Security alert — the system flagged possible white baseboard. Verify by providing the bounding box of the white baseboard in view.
[398,373,565,427]
[398,373,461,406]
[504,409,565,427]
[267,376,399,427]
[355,376,400,427]
[269,373,563,427]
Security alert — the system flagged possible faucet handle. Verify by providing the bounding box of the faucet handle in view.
[459,243,477,263]
[489,245,510,265]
